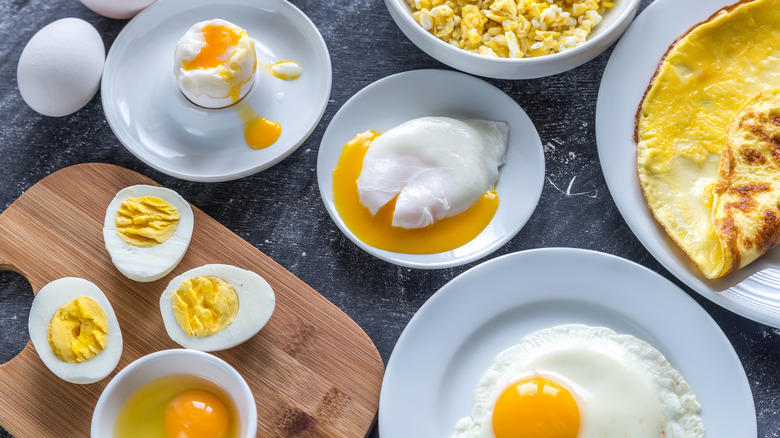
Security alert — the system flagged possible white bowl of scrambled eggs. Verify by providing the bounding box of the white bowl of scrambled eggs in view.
[385,0,641,79]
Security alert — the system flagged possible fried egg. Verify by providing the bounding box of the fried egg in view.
[103,185,194,283]
[174,19,257,108]
[453,325,703,438]
[159,264,275,351]
[28,277,122,384]
[636,0,780,278]
[357,116,509,229]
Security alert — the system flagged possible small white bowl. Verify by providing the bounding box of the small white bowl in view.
[384,0,641,79]
[91,349,257,438]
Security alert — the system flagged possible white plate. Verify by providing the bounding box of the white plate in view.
[596,0,780,328]
[379,248,756,437]
[316,69,544,269]
[102,0,332,182]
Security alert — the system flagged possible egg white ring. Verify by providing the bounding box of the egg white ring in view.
[159,264,275,351]
[27,277,123,384]
[103,185,194,282]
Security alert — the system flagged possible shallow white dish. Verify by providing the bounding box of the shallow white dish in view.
[384,0,640,79]
[596,0,780,328]
[317,69,544,269]
[102,0,331,182]
[379,248,755,437]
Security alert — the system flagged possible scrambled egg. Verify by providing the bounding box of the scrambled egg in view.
[48,296,108,363]
[407,0,613,58]
[636,0,780,278]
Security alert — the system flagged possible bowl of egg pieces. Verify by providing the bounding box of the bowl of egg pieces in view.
[27,182,274,437]
[385,0,642,79]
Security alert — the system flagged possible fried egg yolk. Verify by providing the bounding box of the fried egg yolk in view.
[47,296,108,363]
[492,377,579,438]
[165,390,230,438]
[116,196,180,248]
[172,276,239,337]
[333,131,499,254]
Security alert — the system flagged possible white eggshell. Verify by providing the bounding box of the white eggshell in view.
[28,277,123,384]
[103,185,194,282]
[160,264,275,352]
[17,18,105,117]
[79,0,156,19]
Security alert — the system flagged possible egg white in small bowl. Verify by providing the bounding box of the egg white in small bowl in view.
[317,69,544,269]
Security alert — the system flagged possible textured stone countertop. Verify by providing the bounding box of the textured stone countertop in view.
[1,0,778,436]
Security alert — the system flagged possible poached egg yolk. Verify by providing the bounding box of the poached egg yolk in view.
[333,130,499,254]
[492,377,580,438]
[165,390,230,438]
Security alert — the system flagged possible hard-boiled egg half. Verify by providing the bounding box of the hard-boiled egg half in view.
[174,19,257,109]
[333,116,509,254]
[452,324,704,438]
[28,277,122,384]
[159,264,275,351]
[103,185,194,282]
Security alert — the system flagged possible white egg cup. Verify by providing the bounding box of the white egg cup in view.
[91,349,257,438]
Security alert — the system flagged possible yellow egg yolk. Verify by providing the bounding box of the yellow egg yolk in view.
[237,104,281,149]
[47,296,108,363]
[332,131,499,254]
[165,390,230,438]
[492,377,580,438]
[116,196,180,248]
[183,24,243,71]
[172,276,239,337]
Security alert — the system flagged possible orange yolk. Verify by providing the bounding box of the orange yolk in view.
[183,24,242,71]
[492,377,580,438]
[332,131,499,254]
[237,104,281,149]
[165,390,230,438]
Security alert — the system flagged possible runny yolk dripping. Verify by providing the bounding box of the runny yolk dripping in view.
[332,131,499,254]
[183,24,243,71]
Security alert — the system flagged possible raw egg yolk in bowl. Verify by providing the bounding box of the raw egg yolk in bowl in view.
[113,374,239,438]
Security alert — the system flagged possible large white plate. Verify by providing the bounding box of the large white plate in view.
[317,69,544,269]
[102,0,331,182]
[596,0,780,328]
[379,248,756,437]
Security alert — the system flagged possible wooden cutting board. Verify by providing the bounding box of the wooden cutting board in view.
[0,163,384,437]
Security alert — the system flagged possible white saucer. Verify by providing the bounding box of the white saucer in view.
[379,248,756,436]
[316,69,545,269]
[102,0,332,182]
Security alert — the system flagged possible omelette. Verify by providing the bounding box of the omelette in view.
[636,0,780,279]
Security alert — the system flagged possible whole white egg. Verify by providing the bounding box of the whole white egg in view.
[17,18,105,117]
[160,264,275,351]
[103,185,194,282]
[453,324,704,438]
[79,0,156,19]
[28,277,123,384]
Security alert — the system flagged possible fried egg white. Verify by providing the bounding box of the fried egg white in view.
[103,185,194,283]
[28,277,122,384]
[356,116,509,229]
[159,264,275,351]
[636,0,780,278]
[453,325,703,438]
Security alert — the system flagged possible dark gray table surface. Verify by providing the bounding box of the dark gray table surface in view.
[1,0,778,436]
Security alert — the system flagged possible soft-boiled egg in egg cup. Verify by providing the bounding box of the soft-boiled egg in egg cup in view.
[103,185,194,283]
[333,116,509,254]
[159,264,275,351]
[28,277,122,384]
[174,19,257,109]
[453,324,704,438]
[91,349,257,438]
